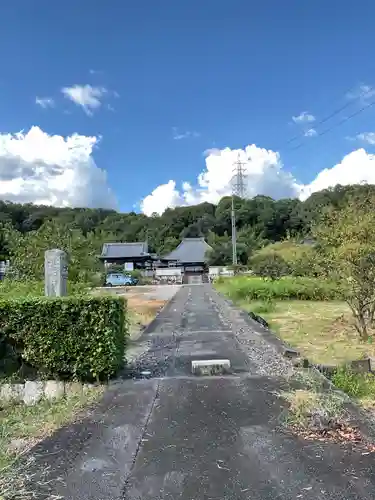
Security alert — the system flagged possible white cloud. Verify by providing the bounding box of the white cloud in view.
[172,127,200,140]
[35,97,54,109]
[0,126,116,208]
[140,145,301,215]
[354,132,375,145]
[304,128,317,137]
[141,180,181,216]
[61,84,107,115]
[292,111,316,124]
[141,144,375,215]
[300,148,375,200]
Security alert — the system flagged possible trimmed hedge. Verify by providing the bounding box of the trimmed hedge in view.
[215,276,345,301]
[0,295,127,381]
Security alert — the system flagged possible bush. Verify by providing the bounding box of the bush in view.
[216,276,345,301]
[251,253,290,280]
[251,241,319,277]
[0,295,127,381]
[332,367,375,399]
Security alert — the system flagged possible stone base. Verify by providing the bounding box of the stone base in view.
[0,380,99,406]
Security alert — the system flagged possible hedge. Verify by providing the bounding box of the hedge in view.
[0,295,127,381]
[215,276,346,301]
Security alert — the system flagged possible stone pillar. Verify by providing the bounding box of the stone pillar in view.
[44,249,68,297]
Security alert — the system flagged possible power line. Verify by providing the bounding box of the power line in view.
[279,85,375,151]
[289,98,375,152]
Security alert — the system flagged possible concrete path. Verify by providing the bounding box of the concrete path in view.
[30,285,375,499]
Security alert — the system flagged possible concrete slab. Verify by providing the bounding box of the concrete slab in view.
[123,376,375,499]
[191,358,231,375]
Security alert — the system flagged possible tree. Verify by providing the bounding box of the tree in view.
[250,253,290,280]
[313,198,375,340]
[251,240,318,277]
[6,220,103,283]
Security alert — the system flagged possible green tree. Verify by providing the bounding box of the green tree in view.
[313,197,375,340]
[251,253,290,280]
[6,220,103,283]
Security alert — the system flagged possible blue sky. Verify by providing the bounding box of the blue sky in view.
[1,0,375,214]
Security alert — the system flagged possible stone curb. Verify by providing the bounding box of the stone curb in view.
[0,380,97,406]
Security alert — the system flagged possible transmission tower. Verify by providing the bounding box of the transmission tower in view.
[231,153,247,266]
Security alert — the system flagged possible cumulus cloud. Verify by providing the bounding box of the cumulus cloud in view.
[141,180,181,216]
[140,144,375,215]
[292,111,316,124]
[0,126,117,208]
[35,97,54,109]
[140,145,301,215]
[61,84,107,115]
[299,148,375,200]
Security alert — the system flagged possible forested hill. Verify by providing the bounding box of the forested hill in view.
[0,183,374,265]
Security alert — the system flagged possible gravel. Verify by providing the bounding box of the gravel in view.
[209,288,293,378]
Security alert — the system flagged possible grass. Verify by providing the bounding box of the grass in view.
[282,369,375,450]
[239,299,375,365]
[0,387,104,472]
[0,279,90,298]
[282,369,347,430]
[215,276,373,365]
[332,368,375,408]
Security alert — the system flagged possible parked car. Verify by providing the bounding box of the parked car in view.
[104,273,138,287]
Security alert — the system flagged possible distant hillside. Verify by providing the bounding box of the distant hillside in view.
[1,183,374,263]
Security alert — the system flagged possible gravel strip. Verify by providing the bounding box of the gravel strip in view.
[209,287,293,378]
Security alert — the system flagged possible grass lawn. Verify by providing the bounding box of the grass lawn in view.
[0,387,103,472]
[238,300,375,366]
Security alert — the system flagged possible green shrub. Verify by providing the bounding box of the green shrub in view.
[252,299,276,314]
[251,253,291,280]
[0,295,127,381]
[251,241,319,277]
[216,276,345,301]
[332,367,375,399]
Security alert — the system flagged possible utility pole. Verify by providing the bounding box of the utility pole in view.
[231,196,237,265]
[231,153,247,266]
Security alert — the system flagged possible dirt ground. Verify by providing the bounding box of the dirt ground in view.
[99,285,180,338]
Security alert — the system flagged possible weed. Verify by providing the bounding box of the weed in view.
[332,367,375,401]
[283,369,346,429]
[252,298,276,314]
[0,387,103,471]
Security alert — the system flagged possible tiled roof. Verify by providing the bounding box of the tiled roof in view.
[162,238,212,263]
[100,242,149,259]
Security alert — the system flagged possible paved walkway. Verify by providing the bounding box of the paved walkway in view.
[30,285,375,499]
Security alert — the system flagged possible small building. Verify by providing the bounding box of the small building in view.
[160,237,212,283]
[99,242,153,271]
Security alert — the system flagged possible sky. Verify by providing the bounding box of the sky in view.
[2,0,375,215]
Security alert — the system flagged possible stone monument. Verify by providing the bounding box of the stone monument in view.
[44,249,68,297]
